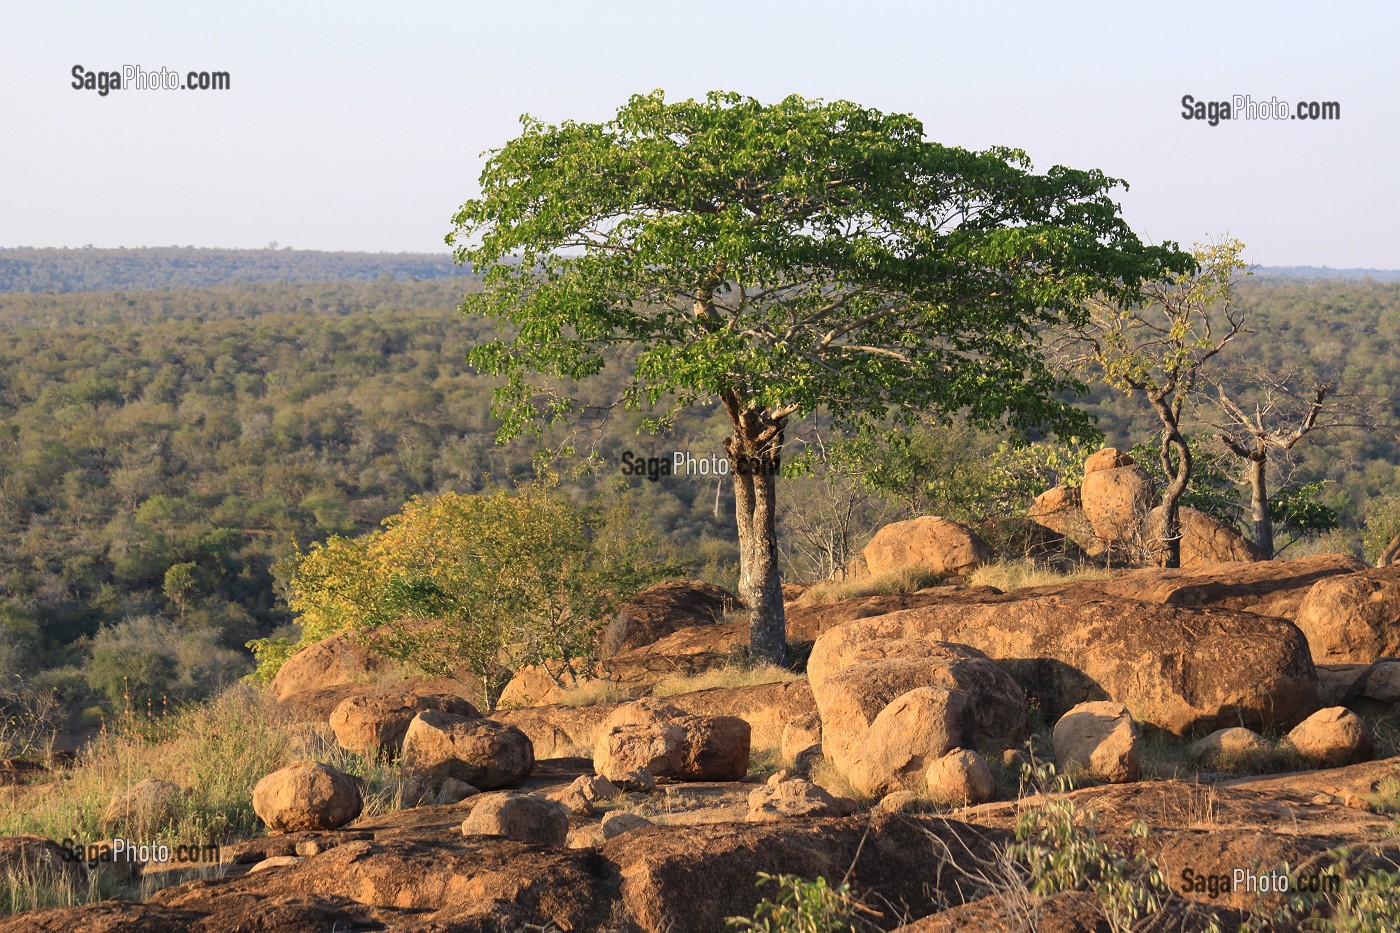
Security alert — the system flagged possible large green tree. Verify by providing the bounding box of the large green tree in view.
[448,90,1190,664]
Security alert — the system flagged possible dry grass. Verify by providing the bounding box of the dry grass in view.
[0,684,405,914]
[967,560,1112,593]
[650,664,799,698]
[795,566,946,606]
[550,679,633,707]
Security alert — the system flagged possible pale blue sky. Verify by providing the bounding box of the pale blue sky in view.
[1,1,1395,267]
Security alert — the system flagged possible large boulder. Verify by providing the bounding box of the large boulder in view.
[809,592,1317,736]
[1069,553,1366,618]
[1051,701,1141,783]
[861,516,992,578]
[1080,464,1154,545]
[461,793,570,847]
[252,762,363,833]
[330,693,480,758]
[592,699,750,782]
[598,580,738,659]
[1147,505,1259,566]
[808,637,1027,797]
[1293,566,1400,664]
[1286,707,1371,767]
[401,711,534,790]
[1189,727,1271,767]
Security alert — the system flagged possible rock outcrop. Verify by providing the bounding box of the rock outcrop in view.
[810,593,1317,735]
[808,636,1027,797]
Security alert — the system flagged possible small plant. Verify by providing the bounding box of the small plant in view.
[727,872,880,932]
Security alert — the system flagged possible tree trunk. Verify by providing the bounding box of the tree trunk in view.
[1246,455,1273,559]
[1151,396,1190,569]
[722,395,787,667]
[1381,531,1400,568]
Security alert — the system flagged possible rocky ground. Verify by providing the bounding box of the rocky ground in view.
[3,449,1400,931]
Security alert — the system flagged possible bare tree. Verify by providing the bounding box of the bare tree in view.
[1209,372,1380,558]
[1067,239,1248,567]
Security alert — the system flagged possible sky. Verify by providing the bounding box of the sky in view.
[1,1,1395,268]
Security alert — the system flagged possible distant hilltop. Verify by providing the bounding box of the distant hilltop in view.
[0,246,475,293]
[0,247,1395,294]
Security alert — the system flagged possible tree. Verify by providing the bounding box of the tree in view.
[1208,373,1368,557]
[448,90,1189,663]
[1069,240,1248,567]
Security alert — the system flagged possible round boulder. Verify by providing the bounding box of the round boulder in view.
[461,793,569,847]
[1081,465,1154,545]
[330,692,480,758]
[401,711,534,790]
[861,516,991,578]
[1293,567,1400,664]
[925,748,996,806]
[252,761,362,833]
[1286,707,1371,767]
[1189,727,1271,768]
[1052,701,1141,784]
[1083,447,1135,475]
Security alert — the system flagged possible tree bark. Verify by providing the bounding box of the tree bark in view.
[1245,455,1273,559]
[1151,394,1190,569]
[722,394,787,667]
[1382,531,1400,568]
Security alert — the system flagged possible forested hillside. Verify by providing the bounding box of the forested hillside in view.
[0,253,1394,715]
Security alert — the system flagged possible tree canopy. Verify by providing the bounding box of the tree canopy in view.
[449,90,1193,662]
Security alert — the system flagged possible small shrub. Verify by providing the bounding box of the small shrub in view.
[727,872,880,932]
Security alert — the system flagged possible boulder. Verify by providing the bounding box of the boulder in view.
[592,699,750,783]
[600,811,654,840]
[497,664,589,708]
[1051,701,1141,783]
[746,777,854,821]
[861,516,992,578]
[1189,727,1271,767]
[1067,553,1366,618]
[461,793,570,847]
[1286,707,1371,767]
[808,636,1027,797]
[103,778,183,833]
[925,749,997,805]
[1027,485,1105,558]
[598,580,738,659]
[401,711,534,790]
[781,711,823,772]
[329,693,479,758]
[1080,465,1154,545]
[1083,447,1135,475]
[810,592,1317,736]
[252,762,363,833]
[491,703,614,760]
[1147,505,1259,566]
[1293,566,1400,664]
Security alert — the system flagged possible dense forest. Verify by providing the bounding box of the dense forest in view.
[0,250,1395,717]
